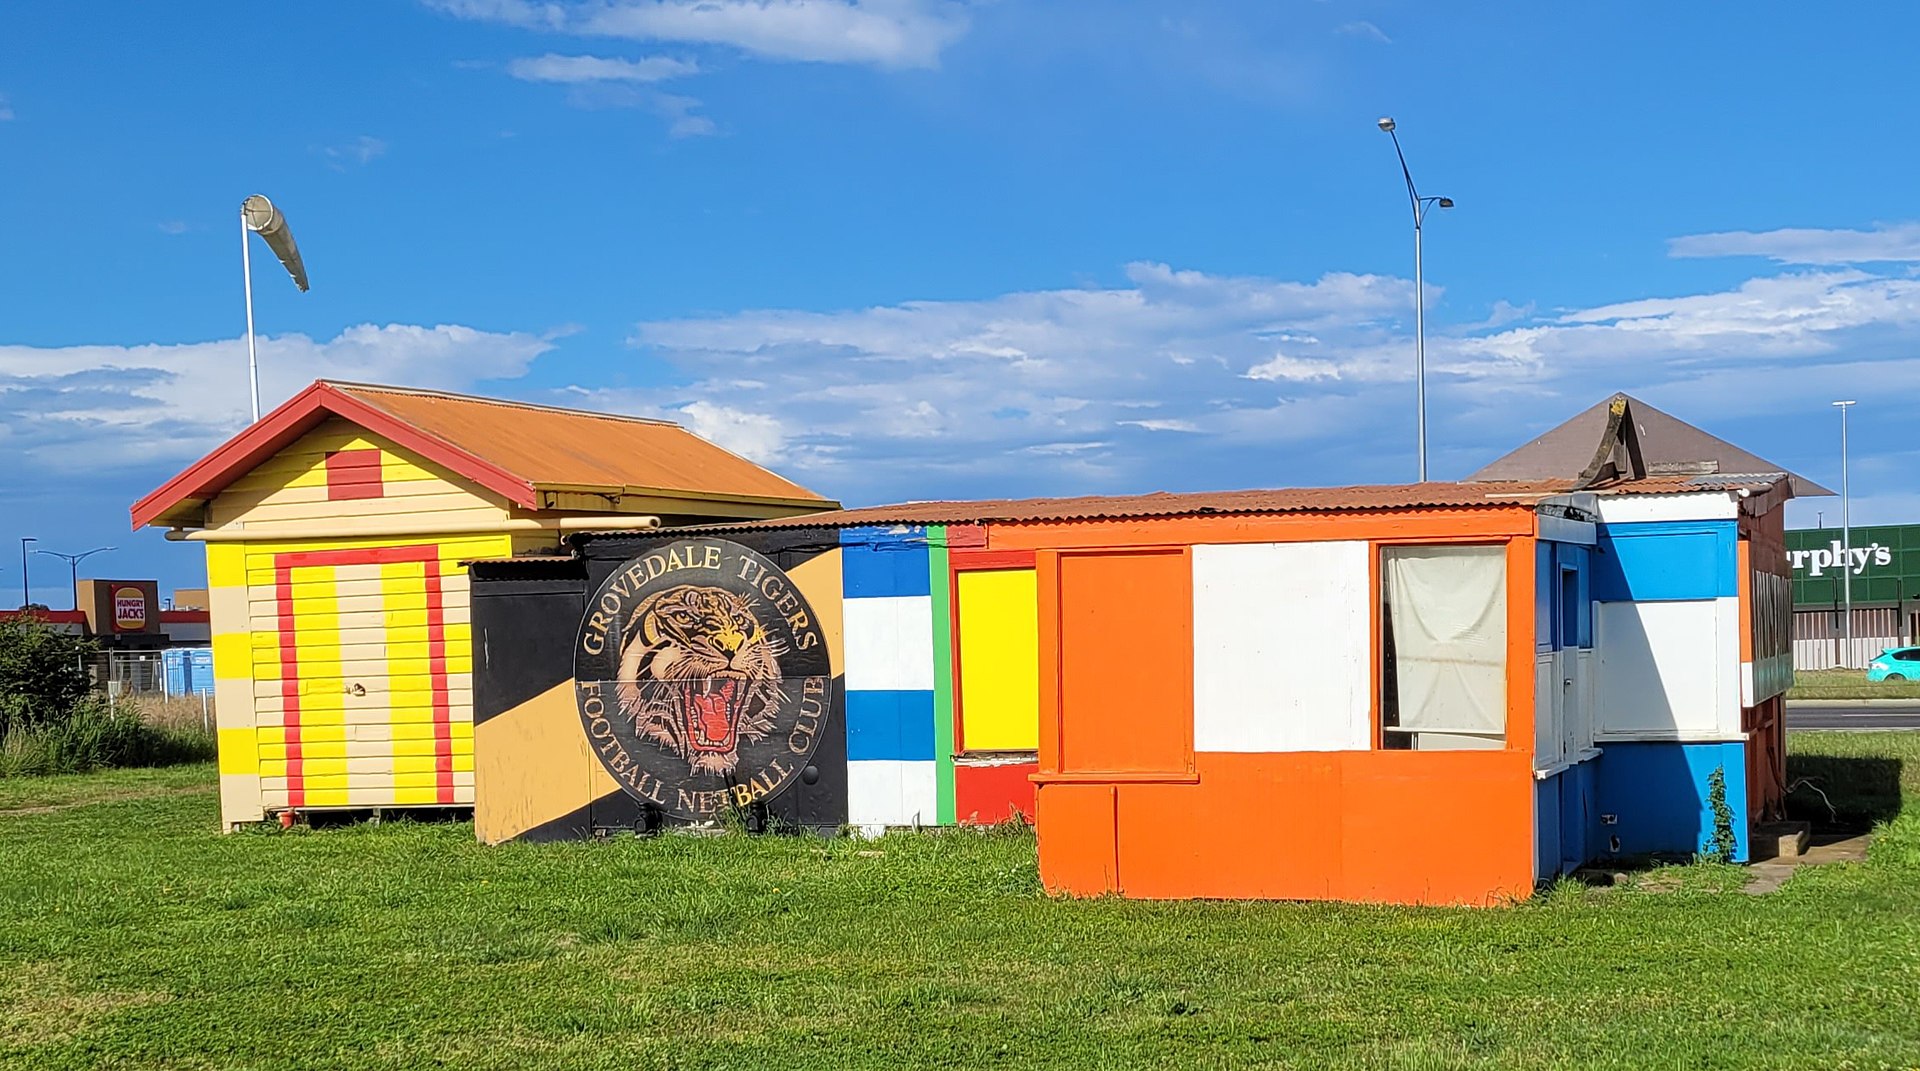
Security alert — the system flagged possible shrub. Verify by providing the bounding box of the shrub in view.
[0,696,216,777]
[1700,766,1739,864]
[0,614,216,777]
[0,612,98,736]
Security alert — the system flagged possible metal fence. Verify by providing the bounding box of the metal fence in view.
[102,650,167,697]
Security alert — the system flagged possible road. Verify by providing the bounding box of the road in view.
[1787,703,1920,730]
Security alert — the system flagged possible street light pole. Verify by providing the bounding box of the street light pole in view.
[1834,400,1857,667]
[1378,117,1453,482]
[35,547,116,611]
[18,537,34,609]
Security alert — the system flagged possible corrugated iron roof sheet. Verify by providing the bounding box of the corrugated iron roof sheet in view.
[334,383,833,506]
[594,480,1588,534]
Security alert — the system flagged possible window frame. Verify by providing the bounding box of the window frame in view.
[1374,538,1516,752]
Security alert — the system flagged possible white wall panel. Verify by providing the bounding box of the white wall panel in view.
[1192,541,1370,752]
[847,759,938,832]
[1593,598,1741,739]
[843,595,935,691]
[1595,493,1737,524]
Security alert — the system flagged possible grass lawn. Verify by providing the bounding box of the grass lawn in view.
[1788,668,1920,701]
[4,738,1920,1070]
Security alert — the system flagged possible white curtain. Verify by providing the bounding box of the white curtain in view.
[1385,546,1508,749]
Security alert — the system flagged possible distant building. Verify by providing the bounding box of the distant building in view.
[1786,524,1920,667]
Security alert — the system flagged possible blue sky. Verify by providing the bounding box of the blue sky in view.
[4,1,1920,603]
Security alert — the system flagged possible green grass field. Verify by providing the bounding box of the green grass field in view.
[1788,668,1920,701]
[4,736,1920,1070]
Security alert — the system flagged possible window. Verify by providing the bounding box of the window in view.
[1896,649,1920,662]
[1381,545,1508,750]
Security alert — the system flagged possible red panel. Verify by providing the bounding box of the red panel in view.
[324,449,385,501]
[1055,549,1192,774]
[274,563,305,809]
[954,762,1037,825]
[423,559,454,804]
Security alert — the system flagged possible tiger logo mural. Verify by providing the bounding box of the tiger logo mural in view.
[615,585,786,778]
[575,538,833,820]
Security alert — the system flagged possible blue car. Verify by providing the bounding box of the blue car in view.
[1867,647,1920,681]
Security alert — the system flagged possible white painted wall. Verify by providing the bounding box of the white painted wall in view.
[1593,598,1740,739]
[843,595,935,691]
[1594,493,1737,524]
[847,759,938,833]
[1191,540,1371,752]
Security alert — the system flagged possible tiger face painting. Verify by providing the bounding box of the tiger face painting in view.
[574,538,833,819]
[616,585,787,777]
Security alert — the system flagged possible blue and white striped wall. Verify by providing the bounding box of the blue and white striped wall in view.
[840,526,939,833]
[1590,493,1751,861]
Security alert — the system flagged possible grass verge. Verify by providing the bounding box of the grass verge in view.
[1,735,1918,1069]
[1788,668,1920,700]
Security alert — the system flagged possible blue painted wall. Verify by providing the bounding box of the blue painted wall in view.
[841,525,933,598]
[1592,520,1737,602]
[1535,759,1601,879]
[1536,542,1594,651]
[1594,741,1749,862]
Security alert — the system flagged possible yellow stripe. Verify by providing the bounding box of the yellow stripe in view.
[212,632,253,682]
[217,728,258,775]
[207,544,247,589]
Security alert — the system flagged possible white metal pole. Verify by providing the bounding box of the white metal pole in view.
[1414,219,1426,483]
[243,207,259,423]
[1840,402,1853,667]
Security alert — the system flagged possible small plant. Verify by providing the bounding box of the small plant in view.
[1701,765,1739,864]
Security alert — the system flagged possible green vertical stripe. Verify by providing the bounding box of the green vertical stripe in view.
[928,525,957,825]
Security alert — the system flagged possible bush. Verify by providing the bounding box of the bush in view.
[0,614,216,777]
[0,612,98,736]
[0,696,216,777]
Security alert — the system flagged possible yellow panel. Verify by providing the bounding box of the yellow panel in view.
[957,568,1040,752]
[218,728,259,775]
[212,632,254,682]
[207,544,248,589]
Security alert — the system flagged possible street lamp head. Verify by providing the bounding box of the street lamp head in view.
[1833,399,1857,407]
[1437,197,1454,208]
[1377,116,1396,133]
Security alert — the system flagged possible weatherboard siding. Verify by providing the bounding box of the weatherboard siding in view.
[206,418,513,532]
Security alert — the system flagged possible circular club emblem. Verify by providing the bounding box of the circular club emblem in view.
[575,538,831,820]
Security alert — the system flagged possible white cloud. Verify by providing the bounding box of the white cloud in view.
[0,94,13,121]
[1245,352,1341,382]
[319,135,388,169]
[156,221,190,236]
[1336,20,1390,43]
[1669,222,1920,265]
[432,0,969,69]
[0,324,554,476]
[678,400,788,461]
[506,52,697,82]
[528,242,1920,503]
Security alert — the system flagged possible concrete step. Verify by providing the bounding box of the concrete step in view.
[1750,821,1812,860]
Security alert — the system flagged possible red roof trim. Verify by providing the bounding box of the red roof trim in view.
[131,382,542,530]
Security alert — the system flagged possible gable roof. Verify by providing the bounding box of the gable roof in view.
[132,381,837,529]
[1466,392,1833,497]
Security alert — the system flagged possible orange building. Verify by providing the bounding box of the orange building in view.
[132,381,835,829]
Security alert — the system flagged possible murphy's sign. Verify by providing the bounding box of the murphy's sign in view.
[1789,540,1892,578]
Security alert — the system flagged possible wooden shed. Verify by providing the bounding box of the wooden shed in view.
[132,381,835,829]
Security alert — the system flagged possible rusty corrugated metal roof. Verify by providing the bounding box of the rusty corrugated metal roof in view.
[334,383,834,507]
[590,480,1585,534]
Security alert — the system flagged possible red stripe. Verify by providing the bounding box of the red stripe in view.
[275,562,305,809]
[423,559,455,804]
[276,545,439,568]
